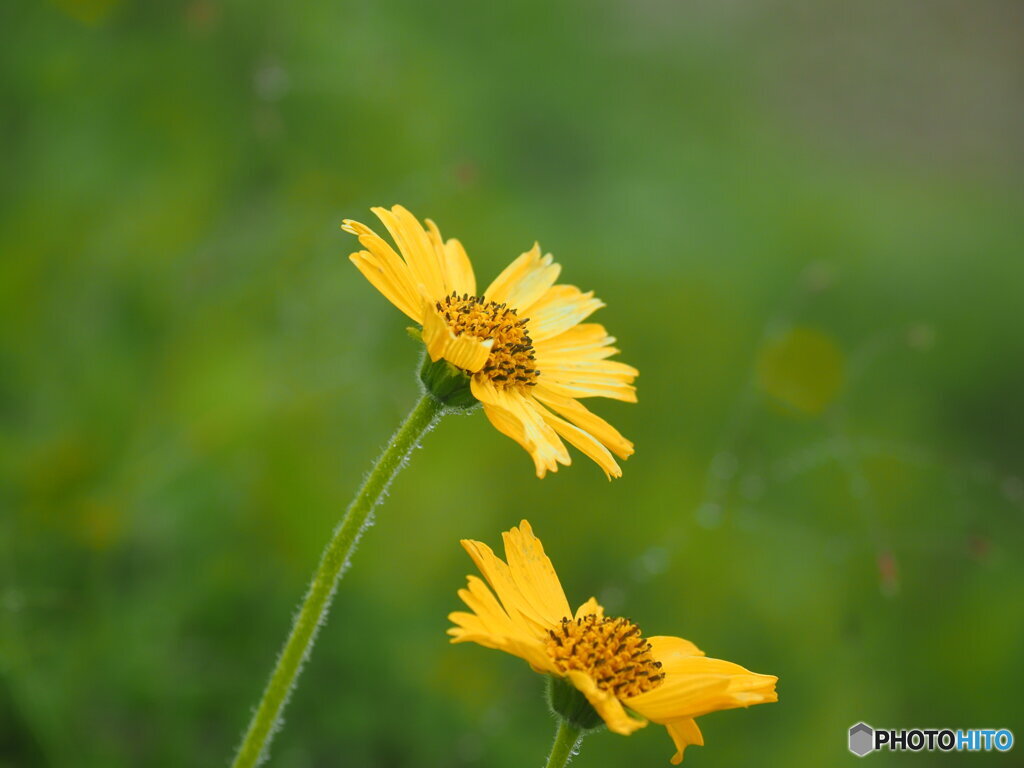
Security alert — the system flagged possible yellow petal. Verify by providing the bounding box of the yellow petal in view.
[421,300,493,372]
[540,359,640,382]
[534,376,638,404]
[425,218,476,296]
[538,323,620,360]
[565,671,647,735]
[343,218,426,321]
[626,654,778,722]
[471,377,570,478]
[533,385,634,459]
[447,611,498,646]
[501,520,572,626]
[459,538,555,635]
[346,208,478,308]
[448,575,555,673]
[537,406,622,480]
[533,340,639,402]
[348,250,423,323]
[445,334,493,372]
[625,675,729,723]
[574,597,605,621]
[458,576,515,632]
[372,205,447,299]
[647,635,705,661]
[449,583,513,645]
[528,284,604,342]
[484,244,562,311]
[665,718,704,764]
[422,300,455,362]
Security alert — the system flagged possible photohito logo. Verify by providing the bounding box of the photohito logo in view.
[848,723,1014,756]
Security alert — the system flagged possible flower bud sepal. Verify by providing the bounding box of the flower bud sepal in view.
[417,347,478,411]
[545,675,606,732]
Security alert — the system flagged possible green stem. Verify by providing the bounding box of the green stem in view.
[544,720,585,768]
[231,393,446,768]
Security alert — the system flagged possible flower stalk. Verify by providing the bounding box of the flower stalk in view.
[544,720,585,768]
[231,392,445,768]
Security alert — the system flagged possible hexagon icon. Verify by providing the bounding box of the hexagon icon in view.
[849,722,874,757]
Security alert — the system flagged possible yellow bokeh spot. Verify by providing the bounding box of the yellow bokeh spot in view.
[757,326,844,415]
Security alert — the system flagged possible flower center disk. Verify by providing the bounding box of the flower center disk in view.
[435,292,539,389]
[545,615,665,698]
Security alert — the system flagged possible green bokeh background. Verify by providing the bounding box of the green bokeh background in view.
[2,1,1023,766]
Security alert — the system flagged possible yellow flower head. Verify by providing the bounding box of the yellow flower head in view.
[448,521,778,763]
[342,206,637,479]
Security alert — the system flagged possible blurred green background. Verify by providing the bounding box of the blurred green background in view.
[2,0,1023,766]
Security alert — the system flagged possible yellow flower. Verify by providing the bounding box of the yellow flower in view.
[448,521,778,764]
[342,205,637,479]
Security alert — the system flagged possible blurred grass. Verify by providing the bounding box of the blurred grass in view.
[2,0,1023,766]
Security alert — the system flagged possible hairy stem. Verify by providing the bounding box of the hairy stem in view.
[544,720,585,768]
[232,393,445,768]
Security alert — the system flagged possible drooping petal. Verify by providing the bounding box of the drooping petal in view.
[501,520,572,626]
[537,405,622,479]
[471,377,571,478]
[533,335,639,404]
[533,385,635,459]
[626,654,778,723]
[528,284,605,342]
[565,671,647,735]
[629,651,775,764]
[624,674,730,723]
[665,718,704,765]
[484,244,562,311]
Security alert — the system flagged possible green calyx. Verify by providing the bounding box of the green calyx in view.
[417,346,478,410]
[546,675,605,731]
